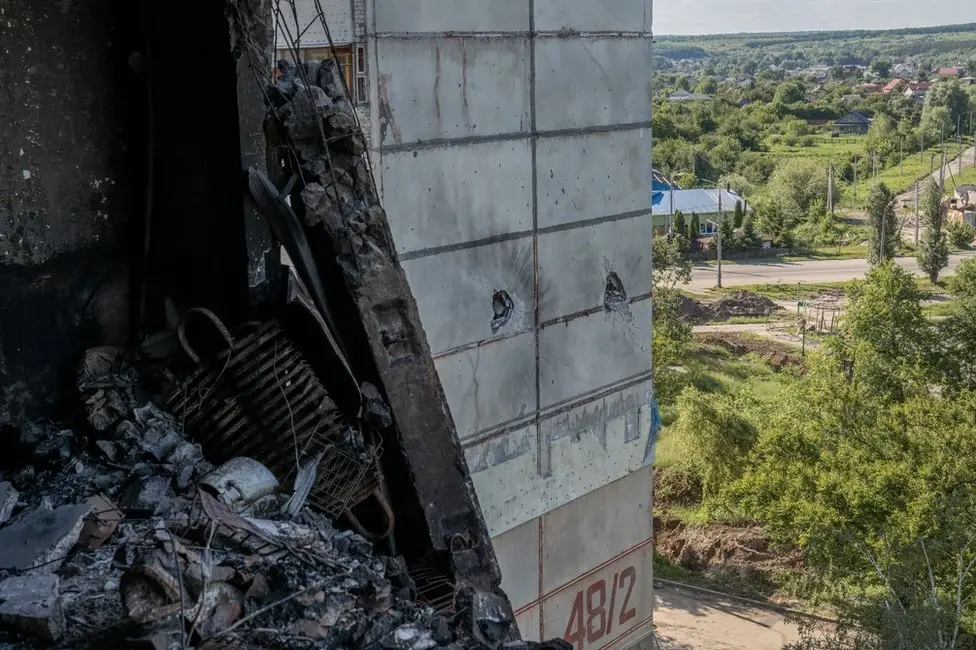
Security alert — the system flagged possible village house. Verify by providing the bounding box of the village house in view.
[833,110,872,136]
[650,188,750,235]
[882,78,906,94]
[947,186,976,227]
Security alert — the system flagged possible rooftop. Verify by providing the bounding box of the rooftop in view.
[651,188,748,216]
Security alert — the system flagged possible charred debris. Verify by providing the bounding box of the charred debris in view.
[0,51,568,650]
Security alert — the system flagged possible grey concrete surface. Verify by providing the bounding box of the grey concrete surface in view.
[367,1,654,641]
[655,584,801,650]
[688,252,976,290]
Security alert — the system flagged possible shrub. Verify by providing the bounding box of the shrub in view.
[800,135,815,147]
[947,221,976,250]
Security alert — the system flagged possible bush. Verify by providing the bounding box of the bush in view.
[769,134,783,146]
[947,221,976,250]
[800,135,815,147]
[783,134,799,147]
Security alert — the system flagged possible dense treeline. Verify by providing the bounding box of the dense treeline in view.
[652,246,976,647]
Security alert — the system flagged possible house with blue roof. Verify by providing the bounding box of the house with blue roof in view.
[650,188,749,234]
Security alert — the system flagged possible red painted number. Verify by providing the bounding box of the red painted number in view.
[562,565,639,648]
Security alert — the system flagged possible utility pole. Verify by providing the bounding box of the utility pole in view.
[880,194,887,262]
[940,150,946,195]
[669,183,675,238]
[959,115,964,174]
[914,181,920,247]
[853,158,858,203]
[828,164,834,214]
[716,190,723,289]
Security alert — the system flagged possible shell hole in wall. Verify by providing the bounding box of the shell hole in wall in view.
[604,272,628,313]
[490,290,514,333]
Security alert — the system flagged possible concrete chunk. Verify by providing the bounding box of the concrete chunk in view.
[0,482,18,524]
[0,503,92,573]
[0,574,64,641]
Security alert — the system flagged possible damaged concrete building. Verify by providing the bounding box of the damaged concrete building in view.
[0,0,653,648]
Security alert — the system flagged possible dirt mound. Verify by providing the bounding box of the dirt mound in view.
[681,292,782,324]
[655,517,803,578]
[713,292,781,319]
[678,295,713,323]
[696,332,803,370]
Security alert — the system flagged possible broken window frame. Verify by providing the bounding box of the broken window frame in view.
[354,43,369,105]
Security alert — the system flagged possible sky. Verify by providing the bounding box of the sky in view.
[654,0,976,36]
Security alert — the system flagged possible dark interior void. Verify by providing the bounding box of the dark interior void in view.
[0,0,446,573]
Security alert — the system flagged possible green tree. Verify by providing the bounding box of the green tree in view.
[690,213,701,240]
[673,209,687,238]
[738,213,761,249]
[773,80,806,107]
[652,236,693,401]
[733,199,744,228]
[865,113,898,165]
[865,182,897,266]
[917,179,949,283]
[720,213,736,252]
[947,221,976,250]
[697,76,718,95]
[922,80,971,141]
[844,261,931,401]
[869,57,891,78]
[670,387,759,500]
[767,159,836,227]
[936,259,976,391]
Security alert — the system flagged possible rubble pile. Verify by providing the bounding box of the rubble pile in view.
[0,349,569,650]
[680,292,781,324]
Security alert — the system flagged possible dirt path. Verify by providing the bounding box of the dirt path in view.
[655,583,802,649]
[693,322,819,350]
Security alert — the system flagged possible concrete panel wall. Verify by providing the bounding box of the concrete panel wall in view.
[533,0,653,32]
[382,141,533,255]
[536,131,651,228]
[435,334,537,439]
[276,0,354,45]
[537,217,652,323]
[492,467,654,644]
[402,239,534,353]
[373,0,530,34]
[367,0,653,642]
[539,300,651,408]
[375,38,531,145]
[535,39,652,131]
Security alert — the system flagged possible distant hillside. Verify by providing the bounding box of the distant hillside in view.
[655,23,976,72]
[655,23,976,67]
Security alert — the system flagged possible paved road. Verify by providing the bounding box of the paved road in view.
[655,584,802,650]
[688,252,976,290]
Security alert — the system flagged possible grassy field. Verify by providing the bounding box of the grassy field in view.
[841,142,971,209]
[763,132,973,210]
[765,133,864,160]
[781,243,870,261]
[948,165,976,193]
[655,340,791,470]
